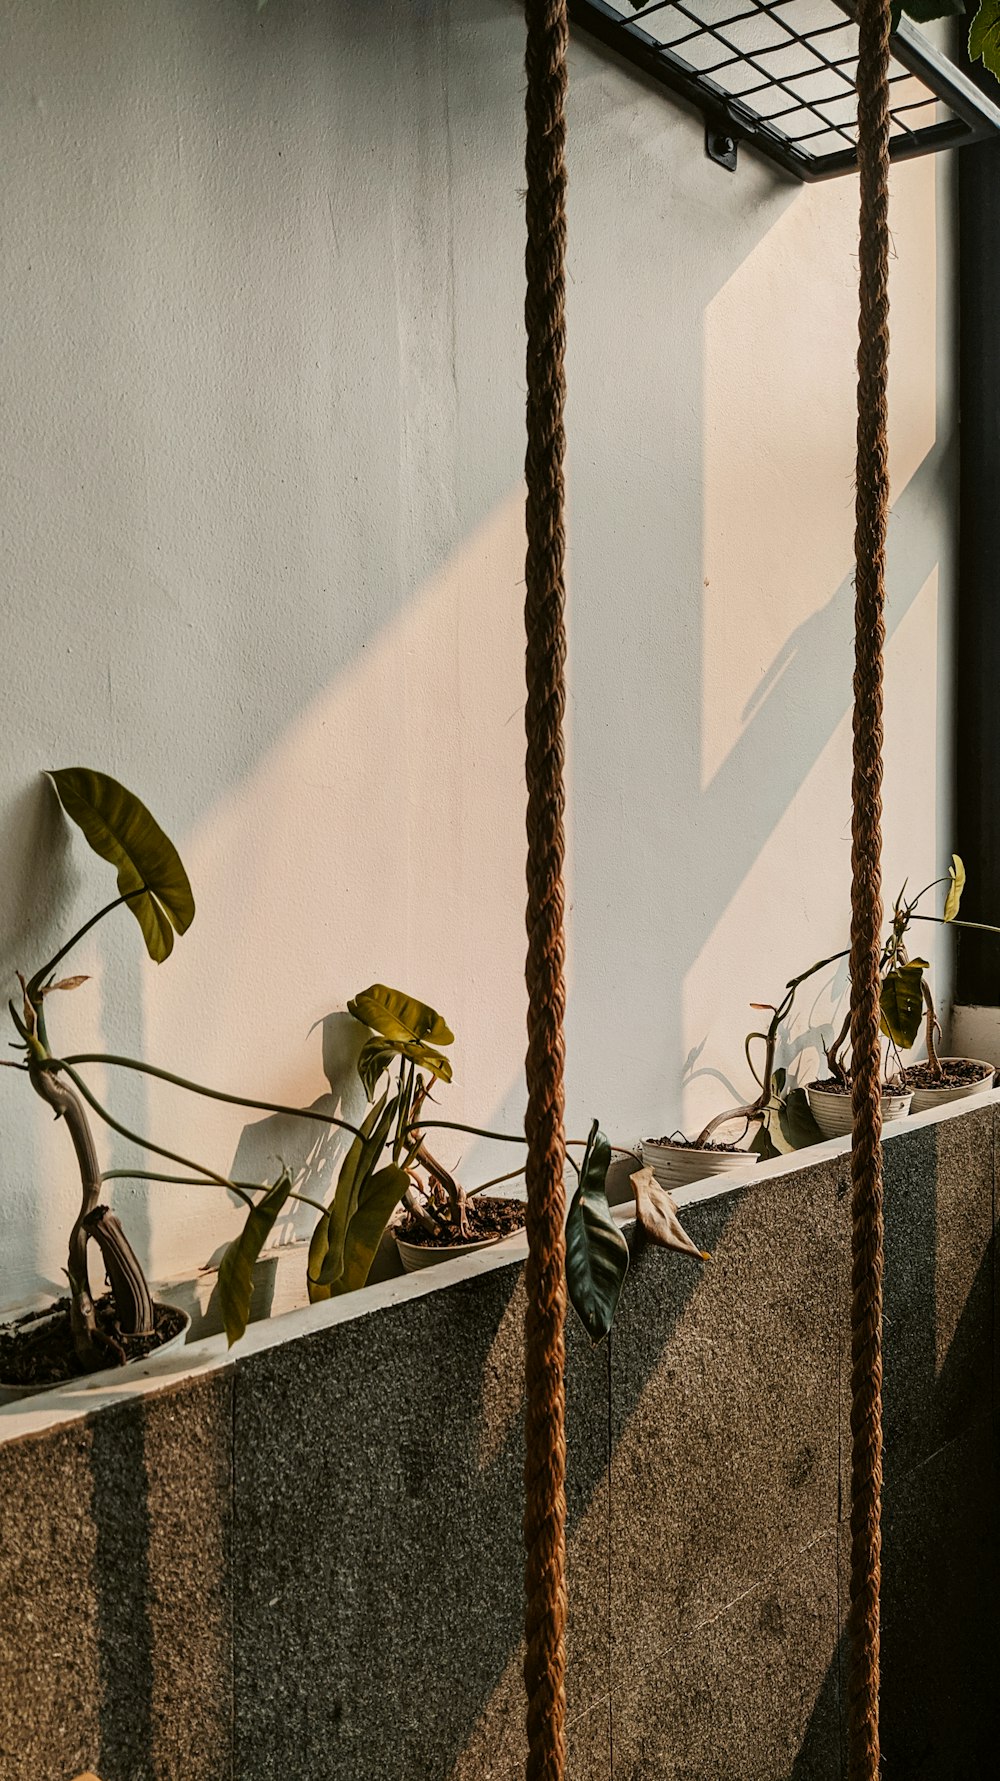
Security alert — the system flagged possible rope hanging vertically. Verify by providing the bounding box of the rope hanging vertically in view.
[849,0,892,1774]
[522,1,570,1777]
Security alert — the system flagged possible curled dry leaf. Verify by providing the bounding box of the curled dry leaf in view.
[631,1168,709,1261]
[41,975,90,995]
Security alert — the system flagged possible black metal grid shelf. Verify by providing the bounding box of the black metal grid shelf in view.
[570,0,1000,179]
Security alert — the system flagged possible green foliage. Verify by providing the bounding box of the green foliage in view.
[778,1087,824,1150]
[310,1089,400,1294]
[970,0,1000,76]
[48,767,195,963]
[565,1122,629,1345]
[218,1170,292,1346]
[348,984,454,1089]
[880,958,930,1049]
[748,1121,781,1161]
[334,1163,410,1295]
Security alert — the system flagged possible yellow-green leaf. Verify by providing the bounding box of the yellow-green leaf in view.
[347,984,454,1050]
[315,1089,400,1289]
[334,1163,410,1295]
[943,854,966,924]
[218,1170,292,1346]
[880,960,929,1050]
[565,1121,629,1345]
[356,1034,452,1097]
[48,768,195,963]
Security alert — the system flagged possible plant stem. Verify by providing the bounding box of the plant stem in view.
[99,1167,328,1217]
[921,980,943,1079]
[57,1051,364,1140]
[46,1060,244,1195]
[24,1056,106,1367]
[26,890,145,1002]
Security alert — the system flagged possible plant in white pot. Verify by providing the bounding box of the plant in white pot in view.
[877,858,995,1112]
[641,954,839,1182]
[805,856,998,1132]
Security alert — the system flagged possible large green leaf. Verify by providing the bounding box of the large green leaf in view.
[314,1089,400,1289]
[347,984,454,1050]
[749,1121,781,1162]
[565,1121,629,1345]
[48,768,195,963]
[970,0,1000,75]
[880,959,929,1050]
[943,854,966,924]
[356,1034,453,1098]
[778,1088,823,1151]
[218,1170,292,1346]
[334,1163,410,1295]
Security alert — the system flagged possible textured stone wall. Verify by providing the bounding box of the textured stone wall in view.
[0,1104,996,1780]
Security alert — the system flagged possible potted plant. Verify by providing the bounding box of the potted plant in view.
[877,858,995,1111]
[640,952,841,1181]
[0,767,198,1396]
[1,769,707,1394]
[0,769,444,1389]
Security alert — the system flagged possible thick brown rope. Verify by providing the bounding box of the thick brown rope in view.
[522,2,570,1778]
[848,0,891,1775]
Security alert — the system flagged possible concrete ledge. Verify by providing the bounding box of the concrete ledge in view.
[0,1093,996,1778]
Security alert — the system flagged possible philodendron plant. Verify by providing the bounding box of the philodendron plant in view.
[3,769,702,1382]
[691,854,985,1162]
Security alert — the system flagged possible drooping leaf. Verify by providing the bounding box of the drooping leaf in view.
[630,1167,709,1259]
[315,1089,400,1288]
[334,1163,410,1295]
[347,984,454,1050]
[970,0,1000,76]
[748,1121,781,1163]
[778,1087,823,1151]
[880,959,929,1050]
[218,1169,292,1346]
[48,768,195,963]
[356,1033,452,1098]
[565,1121,629,1345]
[772,1066,787,1097]
[943,853,966,924]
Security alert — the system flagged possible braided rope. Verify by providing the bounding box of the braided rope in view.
[522,2,570,1778]
[849,0,891,1774]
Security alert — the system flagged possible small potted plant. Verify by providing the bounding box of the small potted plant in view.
[804,856,997,1133]
[880,858,995,1111]
[0,768,198,1397]
[641,954,836,1183]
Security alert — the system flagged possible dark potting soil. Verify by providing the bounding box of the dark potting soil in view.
[0,1296,186,1388]
[808,1078,906,1098]
[396,1194,526,1250]
[902,1059,994,1090]
[646,1133,743,1153]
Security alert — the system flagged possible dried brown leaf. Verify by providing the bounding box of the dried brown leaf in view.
[631,1167,709,1260]
[41,974,91,995]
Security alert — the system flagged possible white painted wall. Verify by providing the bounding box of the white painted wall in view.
[0,0,958,1307]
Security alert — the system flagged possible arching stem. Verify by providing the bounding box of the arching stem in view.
[921,980,943,1079]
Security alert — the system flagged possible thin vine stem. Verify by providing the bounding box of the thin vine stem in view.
[46,1060,247,1198]
[99,1167,328,1218]
[27,890,145,1002]
[57,1051,364,1140]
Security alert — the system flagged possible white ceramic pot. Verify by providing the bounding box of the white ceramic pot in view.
[639,1140,760,1190]
[806,1084,912,1141]
[905,1058,995,1115]
[0,1303,191,1405]
[394,1230,523,1274]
